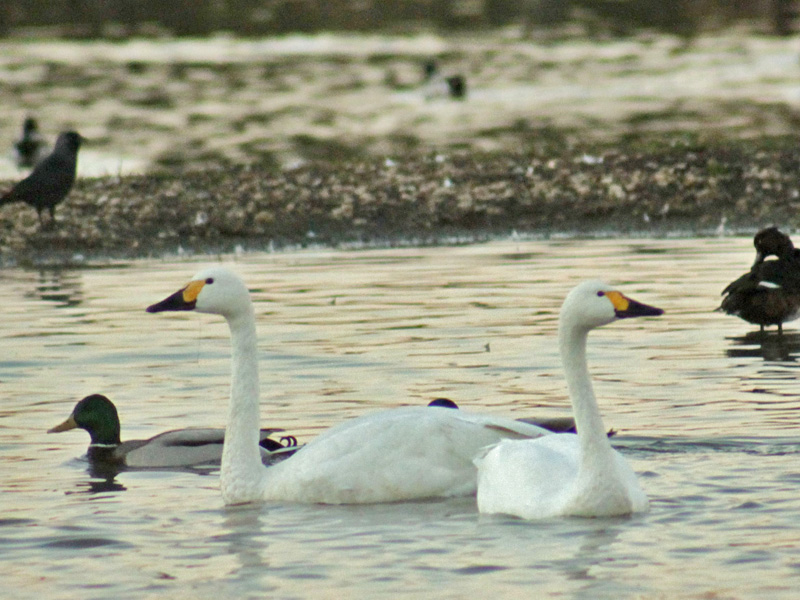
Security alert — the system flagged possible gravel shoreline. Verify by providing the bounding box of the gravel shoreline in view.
[2,141,799,265]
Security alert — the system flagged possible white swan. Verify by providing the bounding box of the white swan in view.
[476,281,662,519]
[146,266,550,505]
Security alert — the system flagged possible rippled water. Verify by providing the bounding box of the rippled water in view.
[3,237,800,599]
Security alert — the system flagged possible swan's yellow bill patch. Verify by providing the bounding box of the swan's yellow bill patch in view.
[604,291,630,312]
[182,279,206,303]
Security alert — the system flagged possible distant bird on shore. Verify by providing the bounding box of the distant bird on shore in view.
[423,59,467,100]
[13,117,48,169]
[0,130,84,227]
[719,227,800,334]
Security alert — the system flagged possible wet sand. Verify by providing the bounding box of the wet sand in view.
[2,141,799,264]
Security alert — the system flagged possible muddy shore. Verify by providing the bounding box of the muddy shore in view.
[2,138,799,265]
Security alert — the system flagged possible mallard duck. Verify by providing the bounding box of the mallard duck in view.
[146,267,551,505]
[476,281,662,520]
[719,227,800,334]
[48,394,297,469]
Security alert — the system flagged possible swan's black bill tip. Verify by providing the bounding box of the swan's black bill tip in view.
[616,299,664,319]
[146,289,196,313]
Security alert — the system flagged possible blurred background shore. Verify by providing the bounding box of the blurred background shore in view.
[1,1,799,261]
[2,1,796,39]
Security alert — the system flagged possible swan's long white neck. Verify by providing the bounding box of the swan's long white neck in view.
[220,303,266,504]
[559,322,614,471]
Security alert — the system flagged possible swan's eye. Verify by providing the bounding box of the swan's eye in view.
[596,291,605,297]
[205,278,215,284]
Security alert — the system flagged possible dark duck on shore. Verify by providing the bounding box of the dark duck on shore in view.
[1,130,83,227]
[13,117,48,169]
[719,227,800,334]
[48,394,298,469]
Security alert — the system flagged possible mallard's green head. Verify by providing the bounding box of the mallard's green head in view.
[48,394,122,446]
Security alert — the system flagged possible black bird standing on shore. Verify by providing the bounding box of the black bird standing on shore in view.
[1,130,84,227]
[719,227,800,334]
[13,117,48,169]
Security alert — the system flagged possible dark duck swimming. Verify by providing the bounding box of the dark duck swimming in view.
[719,227,800,334]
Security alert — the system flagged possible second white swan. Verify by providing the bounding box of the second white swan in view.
[476,280,662,519]
[147,266,550,505]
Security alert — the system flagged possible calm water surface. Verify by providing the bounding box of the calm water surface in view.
[3,237,800,599]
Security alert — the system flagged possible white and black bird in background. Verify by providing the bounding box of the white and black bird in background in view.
[13,117,48,169]
[423,59,467,100]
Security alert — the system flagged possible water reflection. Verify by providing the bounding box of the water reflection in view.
[557,522,623,585]
[63,462,128,495]
[27,269,84,308]
[62,459,223,496]
[220,507,270,576]
[80,475,127,495]
[724,331,800,362]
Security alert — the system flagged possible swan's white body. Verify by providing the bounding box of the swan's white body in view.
[148,267,548,505]
[476,281,659,519]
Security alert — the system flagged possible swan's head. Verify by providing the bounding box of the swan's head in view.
[561,280,663,331]
[146,267,252,320]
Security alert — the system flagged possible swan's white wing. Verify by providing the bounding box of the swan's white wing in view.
[262,406,549,504]
[560,449,649,517]
[476,435,649,519]
[610,452,649,513]
[476,434,581,520]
